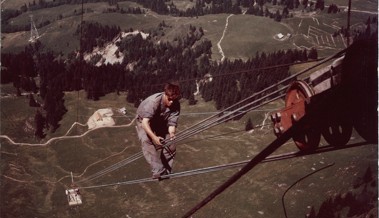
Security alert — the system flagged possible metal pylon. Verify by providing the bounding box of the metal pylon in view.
[29,15,39,43]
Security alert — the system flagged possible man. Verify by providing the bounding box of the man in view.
[135,82,181,179]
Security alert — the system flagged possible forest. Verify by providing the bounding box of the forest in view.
[1,19,325,138]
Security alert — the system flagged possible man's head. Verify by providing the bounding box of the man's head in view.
[164,82,180,107]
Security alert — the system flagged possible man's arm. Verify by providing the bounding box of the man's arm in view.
[167,102,179,140]
[141,118,163,146]
[168,126,176,139]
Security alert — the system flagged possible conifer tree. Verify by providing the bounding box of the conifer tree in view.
[34,109,45,138]
[308,48,318,59]
[245,118,254,131]
[29,94,40,107]
[188,94,197,105]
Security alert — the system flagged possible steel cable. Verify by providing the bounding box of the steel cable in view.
[162,49,346,147]
[163,87,287,147]
[76,50,346,186]
[76,81,286,183]
[78,141,369,190]
[76,151,144,184]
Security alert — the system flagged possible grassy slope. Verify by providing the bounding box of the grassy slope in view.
[3,0,376,13]
[223,15,294,59]
[1,1,378,217]
[2,1,376,59]
[1,83,377,218]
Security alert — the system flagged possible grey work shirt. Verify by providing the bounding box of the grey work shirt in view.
[136,92,180,129]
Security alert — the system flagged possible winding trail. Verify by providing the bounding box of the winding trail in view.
[0,117,136,146]
[2,143,131,188]
[217,14,234,62]
[2,118,137,187]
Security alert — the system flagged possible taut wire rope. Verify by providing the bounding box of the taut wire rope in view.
[0,47,346,187]
[75,49,346,186]
[0,49,344,146]
[181,62,350,217]
[76,151,144,184]
[77,126,255,185]
[71,0,85,186]
[77,141,369,190]
[162,48,346,147]
[76,90,286,185]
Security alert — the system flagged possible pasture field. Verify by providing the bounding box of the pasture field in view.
[3,0,375,11]
[2,0,376,60]
[324,0,378,12]
[1,0,43,9]
[222,15,294,59]
[172,0,197,11]
[1,1,378,217]
[1,84,377,218]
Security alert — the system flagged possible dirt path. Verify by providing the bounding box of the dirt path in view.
[0,117,136,146]
[217,14,234,62]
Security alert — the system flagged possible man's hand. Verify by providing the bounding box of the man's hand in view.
[152,135,164,147]
[141,118,164,148]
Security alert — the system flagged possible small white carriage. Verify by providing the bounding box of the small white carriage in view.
[65,188,82,206]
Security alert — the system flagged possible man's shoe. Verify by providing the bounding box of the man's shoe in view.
[152,174,160,179]
[152,169,170,181]
[158,170,170,181]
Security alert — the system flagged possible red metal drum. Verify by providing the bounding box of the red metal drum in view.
[284,81,321,151]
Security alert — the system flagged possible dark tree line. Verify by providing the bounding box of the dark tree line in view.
[199,48,314,110]
[2,44,68,135]
[117,24,209,105]
[103,6,145,14]
[74,21,121,53]
[36,51,68,133]
[128,0,169,14]
[27,0,122,11]
[2,0,142,34]
[1,45,38,94]
[327,4,339,14]
[168,0,242,17]
[1,21,317,137]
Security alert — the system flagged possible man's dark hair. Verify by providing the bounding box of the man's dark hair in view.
[164,82,180,99]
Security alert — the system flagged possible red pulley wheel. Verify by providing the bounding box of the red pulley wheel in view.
[285,81,321,151]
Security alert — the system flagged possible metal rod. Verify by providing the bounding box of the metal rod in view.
[347,0,352,46]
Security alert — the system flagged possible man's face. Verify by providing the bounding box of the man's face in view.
[164,93,177,107]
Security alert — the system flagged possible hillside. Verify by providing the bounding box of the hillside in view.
[1,1,378,217]
[1,0,377,59]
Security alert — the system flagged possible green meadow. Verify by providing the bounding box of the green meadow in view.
[2,0,375,59]
[1,1,377,217]
[1,82,377,217]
